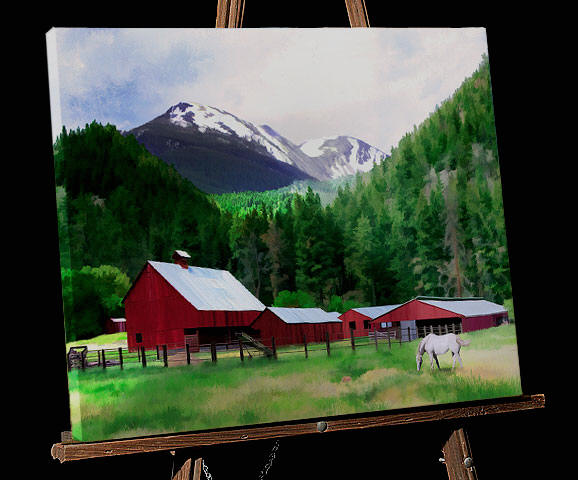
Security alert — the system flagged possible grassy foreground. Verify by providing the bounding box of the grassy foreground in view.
[68,324,522,441]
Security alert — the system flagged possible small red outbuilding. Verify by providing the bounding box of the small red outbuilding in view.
[251,307,343,346]
[104,317,126,334]
[339,305,401,338]
[372,297,508,334]
[123,251,265,352]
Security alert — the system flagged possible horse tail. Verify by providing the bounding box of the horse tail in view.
[456,336,470,347]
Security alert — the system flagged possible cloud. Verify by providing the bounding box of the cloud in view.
[47,28,488,152]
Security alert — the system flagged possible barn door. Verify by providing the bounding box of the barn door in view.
[184,328,200,353]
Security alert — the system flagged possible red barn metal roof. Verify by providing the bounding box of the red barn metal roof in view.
[147,261,265,312]
[350,305,402,319]
[266,307,342,324]
[418,299,507,317]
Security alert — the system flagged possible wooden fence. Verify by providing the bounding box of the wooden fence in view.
[67,323,463,371]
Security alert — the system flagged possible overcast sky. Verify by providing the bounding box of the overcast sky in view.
[47,28,488,153]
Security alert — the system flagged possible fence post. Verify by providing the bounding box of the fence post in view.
[163,345,168,367]
[118,347,123,370]
[325,331,331,357]
[388,329,392,350]
[374,330,379,350]
[141,347,147,367]
[81,350,86,371]
[407,327,411,342]
[350,329,356,351]
[445,324,449,334]
[452,323,456,334]
[303,334,308,359]
[67,350,71,371]
[210,342,217,363]
[399,326,403,346]
[238,339,244,362]
[271,337,277,359]
[186,343,191,365]
[137,347,141,362]
[101,349,106,369]
[97,350,101,367]
[156,345,160,360]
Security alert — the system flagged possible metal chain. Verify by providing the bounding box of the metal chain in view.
[257,440,280,480]
[202,459,213,480]
[201,440,280,480]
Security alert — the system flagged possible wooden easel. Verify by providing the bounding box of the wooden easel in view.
[172,457,202,480]
[50,3,546,479]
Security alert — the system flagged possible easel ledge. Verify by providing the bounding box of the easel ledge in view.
[52,393,544,463]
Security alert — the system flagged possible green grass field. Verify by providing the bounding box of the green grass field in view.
[66,332,127,350]
[68,324,522,441]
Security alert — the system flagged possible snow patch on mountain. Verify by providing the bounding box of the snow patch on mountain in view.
[299,136,388,179]
[299,136,339,157]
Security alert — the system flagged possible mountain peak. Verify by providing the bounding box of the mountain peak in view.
[299,135,388,178]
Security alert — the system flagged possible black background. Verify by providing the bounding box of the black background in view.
[19,1,557,478]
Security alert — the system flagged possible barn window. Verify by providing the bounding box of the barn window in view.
[363,320,371,329]
[184,328,198,335]
[135,333,143,343]
[349,321,356,330]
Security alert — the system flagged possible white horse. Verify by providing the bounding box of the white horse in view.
[416,333,470,371]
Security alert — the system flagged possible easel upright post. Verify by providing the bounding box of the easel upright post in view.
[441,428,478,480]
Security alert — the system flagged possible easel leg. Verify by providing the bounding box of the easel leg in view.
[171,457,202,480]
[441,428,478,480]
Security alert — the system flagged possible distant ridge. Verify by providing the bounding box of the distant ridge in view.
[126,102,388,193]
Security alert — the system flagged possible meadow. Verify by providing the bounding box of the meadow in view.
[68,324,522,442]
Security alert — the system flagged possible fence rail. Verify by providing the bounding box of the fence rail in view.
[67,323,464,371]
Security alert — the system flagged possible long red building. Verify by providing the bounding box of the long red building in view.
[251,307,343,346]
[123,251,265,351]
[372,297,508,334]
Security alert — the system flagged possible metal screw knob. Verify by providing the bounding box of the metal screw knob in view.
[464,457,474,468]
[317,421,328,432]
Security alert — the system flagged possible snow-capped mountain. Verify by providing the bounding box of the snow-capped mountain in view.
[127,102,313,194]
[299,135,388,179]
[127,102,388,193]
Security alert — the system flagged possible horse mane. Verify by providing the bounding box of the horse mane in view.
[416,335,429,355]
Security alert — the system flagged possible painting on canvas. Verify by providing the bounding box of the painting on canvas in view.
[47,28,522,442]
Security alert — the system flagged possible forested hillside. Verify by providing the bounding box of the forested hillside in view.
[54,123,232,339]
[212,54,511,307]
[55,55,511,340]
[327,54,510,305]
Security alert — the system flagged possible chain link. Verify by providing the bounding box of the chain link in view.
[202,459,213,480]
[201,440,280,480]
[257,440,280,480]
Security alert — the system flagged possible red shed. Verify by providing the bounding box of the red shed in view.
[104,317,126,334]
[123,251,265,352]
[251,307,343,346]
[339,305,401,338]
[372,297,509,335]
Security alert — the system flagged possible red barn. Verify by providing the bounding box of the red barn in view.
[104,317,126,334]
[339,305,401,338]
[123,251,265,352]
[372,297,509,335]
[251,307,343,346]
